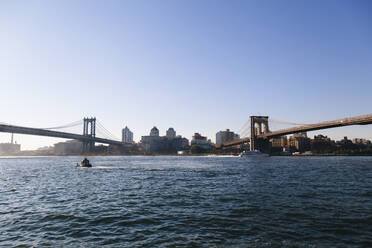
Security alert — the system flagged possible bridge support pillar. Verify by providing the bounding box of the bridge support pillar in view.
[250,116,270,153]
[82,117,96,154]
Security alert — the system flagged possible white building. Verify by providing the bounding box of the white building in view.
[122,126,134,144]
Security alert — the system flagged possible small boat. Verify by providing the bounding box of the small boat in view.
[239,150,269,157]
[76,158,92,167]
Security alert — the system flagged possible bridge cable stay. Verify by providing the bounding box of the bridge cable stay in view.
[95,124,118,141]
[237,119,250,134]
[96,121,118,140]
[96,129,115,140]
[230,116,309,140]
[95,124,116,140]
[40,120,83,130]
[240,127,251,138]
[269,119,309,126]
[239,124,251,138]
[96,120,121,141]
[237,118,309,138]
[236,118,252,138]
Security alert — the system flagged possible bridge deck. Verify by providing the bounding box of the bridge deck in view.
[222,114,372,147]
[0,124,123,146]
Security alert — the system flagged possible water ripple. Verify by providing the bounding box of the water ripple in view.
[0,156,371,247]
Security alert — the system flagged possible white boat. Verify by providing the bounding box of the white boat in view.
[239,150,269,157]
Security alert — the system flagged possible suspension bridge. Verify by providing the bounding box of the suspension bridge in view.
[221,114,372,153]
[0,118,122,153]
[2,113,372,154]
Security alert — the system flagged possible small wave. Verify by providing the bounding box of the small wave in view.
[206,155,238,157]
[40,214,88,223]
[145,168,166,171]
[89,216,120,225]
[321,228,359,235]
[117,217,160,226]
[92,166,127,170]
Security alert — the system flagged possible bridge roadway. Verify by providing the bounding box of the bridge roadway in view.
[0,123,123,146]
[222,114,372,147]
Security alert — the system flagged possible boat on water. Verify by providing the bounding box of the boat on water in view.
[76,158,92,168]
[239,150,269,157]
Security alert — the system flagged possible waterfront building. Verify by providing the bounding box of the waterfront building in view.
[288,133,311,153]
[168,136,189,152]
[141,126,162,152]
[0,142,21,155]
[166,128,176,139]
[191,133,214,150]
[352,138,371,145]
[271,136,287,148]
[311,135,334,153]
[337,136,353,145]
[216,129,240,145]
[335,136,354,150]
[141,127,188,153]
[122,126,134,144]
[54,140,83,155]
[0,134,21,155]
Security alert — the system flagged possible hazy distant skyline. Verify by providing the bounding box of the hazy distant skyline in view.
[1,0,371,150]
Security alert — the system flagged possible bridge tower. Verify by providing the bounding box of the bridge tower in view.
[83,117,96,153]
[250,116,271,153]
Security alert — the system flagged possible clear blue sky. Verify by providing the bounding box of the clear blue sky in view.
[1,0,371,149]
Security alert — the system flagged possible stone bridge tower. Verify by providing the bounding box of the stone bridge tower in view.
[250,116,271,153]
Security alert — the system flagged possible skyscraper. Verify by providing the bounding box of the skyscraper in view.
[122,126,134,143]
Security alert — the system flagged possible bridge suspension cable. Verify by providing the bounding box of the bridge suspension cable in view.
[0,120,83,131]
[240,128,250,138]
[237,119,250,135]
[41,120,83,130]
[237,117,309,138]
[269,119,309,126]
[96,120,121,141]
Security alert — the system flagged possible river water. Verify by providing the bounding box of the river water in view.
[0,156,371,247]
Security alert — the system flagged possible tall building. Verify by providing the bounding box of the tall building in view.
[166,128,176,139]
[122,126,134,144]
[216,129,240,145]
[150,127,159,136]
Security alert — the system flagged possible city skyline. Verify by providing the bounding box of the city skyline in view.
[1,0,371,149]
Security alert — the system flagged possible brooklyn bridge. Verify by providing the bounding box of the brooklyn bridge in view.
[1,114,372,153]
[220,114,372,153]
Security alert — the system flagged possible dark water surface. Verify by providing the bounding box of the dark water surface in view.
[0,156,371,247]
